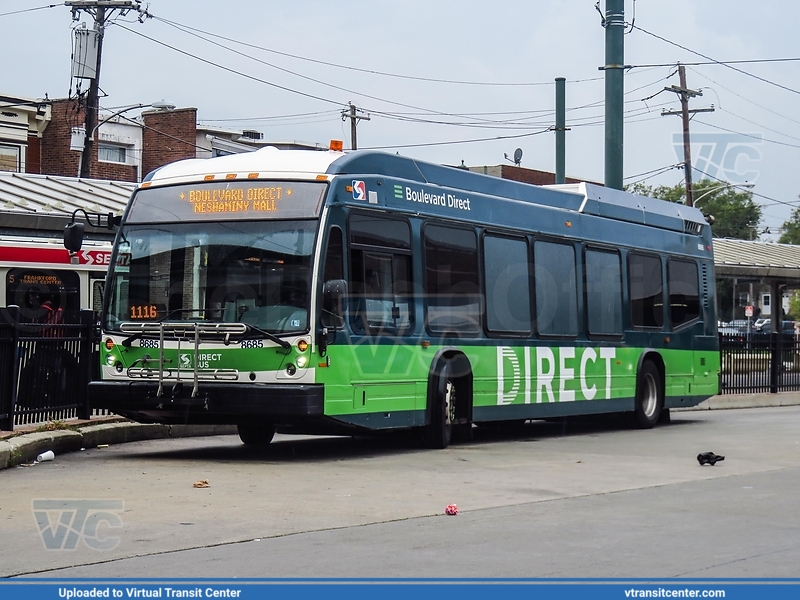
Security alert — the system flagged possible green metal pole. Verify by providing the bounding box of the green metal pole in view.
[555,77,566,184]
[604,0,625,190]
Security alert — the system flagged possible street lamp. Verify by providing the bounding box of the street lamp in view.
[74,101,174,178]
[692,182,755,204]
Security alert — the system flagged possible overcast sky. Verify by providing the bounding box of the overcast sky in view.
[4,0,800,239]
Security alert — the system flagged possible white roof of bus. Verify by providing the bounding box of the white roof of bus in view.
[144,146,346,187]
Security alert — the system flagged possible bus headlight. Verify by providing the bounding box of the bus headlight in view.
[296,355,308,368]
[106,354,116,366]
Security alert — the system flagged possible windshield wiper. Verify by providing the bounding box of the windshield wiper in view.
[241,323,292,352]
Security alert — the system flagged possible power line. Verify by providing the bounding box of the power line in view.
[0,4,58,18]
[113,23,345,107]
[689,67,800,129]
[623,163,683,182]
[361,127,552,151]
[631,57,800,68]
[632,25,800,97]
[694,120,800,150]
[149,14,604,88]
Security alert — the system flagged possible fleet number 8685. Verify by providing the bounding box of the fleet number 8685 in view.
[241,339,263,349]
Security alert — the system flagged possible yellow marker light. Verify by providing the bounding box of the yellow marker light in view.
[140,182,152,188]
[297,340,309,352]
[104,338,115,351]
[330,139,343,151]
[204,175,215,181]
[248,173,259,179]
[316,174,328,181]
[225,173,237,180]
[565,221,572,227]
[345,185,353,192]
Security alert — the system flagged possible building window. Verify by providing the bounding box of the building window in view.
[0,144,20,172]
[98,143,128,164]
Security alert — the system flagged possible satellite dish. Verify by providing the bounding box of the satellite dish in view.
[513,148,523,166]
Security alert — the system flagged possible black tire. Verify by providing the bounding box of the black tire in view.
[424,369,456,449]
[237,422,275,447]
[634,360,664,429]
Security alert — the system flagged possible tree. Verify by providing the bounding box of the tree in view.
[779,202,800,244]
[626,179,762,240]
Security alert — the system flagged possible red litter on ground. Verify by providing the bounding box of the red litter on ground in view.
[445,504,458,515]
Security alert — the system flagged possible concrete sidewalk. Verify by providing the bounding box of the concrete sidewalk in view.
[0,418,236,470]
[2,392,799,471]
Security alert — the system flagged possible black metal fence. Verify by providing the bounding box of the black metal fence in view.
[720,331,800,394]
[0,306,95,431]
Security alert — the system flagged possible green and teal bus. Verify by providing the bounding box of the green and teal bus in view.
[84,146,720,448]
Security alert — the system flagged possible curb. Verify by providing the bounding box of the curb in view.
[0,422,237,471]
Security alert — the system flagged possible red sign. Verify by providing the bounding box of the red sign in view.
[0,246,112,267]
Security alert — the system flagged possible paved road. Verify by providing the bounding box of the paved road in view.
[2,407,800,578]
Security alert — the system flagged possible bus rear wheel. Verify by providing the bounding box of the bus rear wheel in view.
[237,422,275,447]
[634,360,663,429]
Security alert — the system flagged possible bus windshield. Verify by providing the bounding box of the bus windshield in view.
[105,220,318,334]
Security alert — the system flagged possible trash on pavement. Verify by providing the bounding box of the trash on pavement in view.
[445,503,458,515]
[36,450,55,462]
[697,452,725,466]
[193,479,210,488]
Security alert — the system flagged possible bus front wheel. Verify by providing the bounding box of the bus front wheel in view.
[237,422,276,447]
[424,370,456,449]
[634,360,663,429]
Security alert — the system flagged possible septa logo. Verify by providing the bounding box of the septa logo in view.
[352,180,366,201]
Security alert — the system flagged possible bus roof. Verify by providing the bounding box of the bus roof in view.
[143,147,708,234]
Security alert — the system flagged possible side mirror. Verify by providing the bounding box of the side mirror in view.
[323,279,348,316]
[64,222,85,253]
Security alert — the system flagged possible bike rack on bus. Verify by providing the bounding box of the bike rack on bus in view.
[119,322,248,398]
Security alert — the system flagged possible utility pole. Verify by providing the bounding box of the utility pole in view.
[662,64,714,207]
[341,102,370,150]
[554,77,569,184]
[603,0,625,190]
[66,1,147,179]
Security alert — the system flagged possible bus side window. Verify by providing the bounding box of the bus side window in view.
[534,240,578,336]
[348,213,413,335]
[424,224,481,336]
[668,259,700,328]
[629,253,665,329]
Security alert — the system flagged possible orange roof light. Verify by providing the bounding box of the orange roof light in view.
[204,175,215,181]
[330,139,343,152]
[247,173,259,179]
[316,175,328,181]
[225,173,236,180]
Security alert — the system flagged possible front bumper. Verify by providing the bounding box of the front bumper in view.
[89,381,324,425]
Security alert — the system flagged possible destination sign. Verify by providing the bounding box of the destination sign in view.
[126,181,327,223]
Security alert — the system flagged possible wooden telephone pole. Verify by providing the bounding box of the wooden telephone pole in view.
[65,1,147,179]
[662,64,714,207]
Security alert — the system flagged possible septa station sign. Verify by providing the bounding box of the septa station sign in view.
[0,246,112,267]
